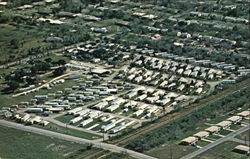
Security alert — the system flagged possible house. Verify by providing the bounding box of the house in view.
[127,74,136,81]
[134,76,143,83]
[146,96,159,104]
[91,27,107,33]
[48,107,64,113]
[27,116,42,125]
[193,131,209,139]
[233,145,250,155]
[195,81,204,88]
[106,105,119,112]
[180,136,198,145]
[75,110,89,116]
[109,125,127,134]
[136,94,147,101]
[80,118,93,127]
[216,121,232,129]
[157,98,171,106]
[91,68,111,76]
[196,88,203,94]
[26,108,43,113]
[205,126,221,134]
[67,107,83,115]
[125,91,137,99]
[124,101,137,108]
[177,84,185,92]
[147,106,159,114]
[21,114,31,123]
[35,95,48,101]
[101,123,116,132]
[132,109,144,117]
[183,70,192,76]
[40,121,50,126]
[237,111,250,118]
[226,116,242,124]
[88,111,100,118]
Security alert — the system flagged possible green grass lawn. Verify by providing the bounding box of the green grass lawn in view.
[207,134,222,140]
[230,124,243,130]
[196,140,210,147]
[145,143,198,159]
[219,129,232,136]
[194,141,249,159]
[55,114,76,124]
[236,130,250,141]
[35,123,101,140]
[0,125,90,159]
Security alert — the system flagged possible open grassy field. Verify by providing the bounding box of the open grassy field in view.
[145,143,198,159]
[35,123,101,140]
[0,125,94,159]
[194,141,249,159]
[236,130,250,141]
[90,151,136,159]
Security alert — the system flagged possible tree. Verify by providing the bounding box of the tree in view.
[57,59,66,65]
[52,66,66,76]
[8,80,19,91]
[10,39,19,49]
[44,58,52,63]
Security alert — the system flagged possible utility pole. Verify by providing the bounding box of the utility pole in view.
[103,132,105,141]
[66,123,69,134]
[170,146,173,159]
[245,136,247,145]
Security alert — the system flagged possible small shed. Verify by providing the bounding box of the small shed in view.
[233,145,250,154]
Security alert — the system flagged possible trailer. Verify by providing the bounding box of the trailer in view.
[101,123,116,132]
[75,109,89,116]
[21,114,31,123]
[26,108,43,113]
[132,110,144,117]
[106,105,119,112]
[80,118,94,127]
[69,116,83,124]
[67,107,83,115]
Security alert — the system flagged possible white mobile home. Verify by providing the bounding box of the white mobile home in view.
[69,116,83,124]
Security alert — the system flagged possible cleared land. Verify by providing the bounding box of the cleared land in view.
[0,125,95,159]
[236,130,250,141]
[194,141,249,159]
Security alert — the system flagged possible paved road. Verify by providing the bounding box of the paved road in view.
[230,138,250,146]
[0,120,156,159]
[181,124,250,159]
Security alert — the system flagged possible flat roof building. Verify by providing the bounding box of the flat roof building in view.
[205,126,221,134]
[226,116,242,124]
[194,131,210,139]
[216,121,232,129]
[233,145,250,154]
[180,136,198,145]
[237,111,250,118]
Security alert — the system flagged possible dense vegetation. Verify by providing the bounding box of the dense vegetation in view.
[127,87,250,152]
[3,58,66,93]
